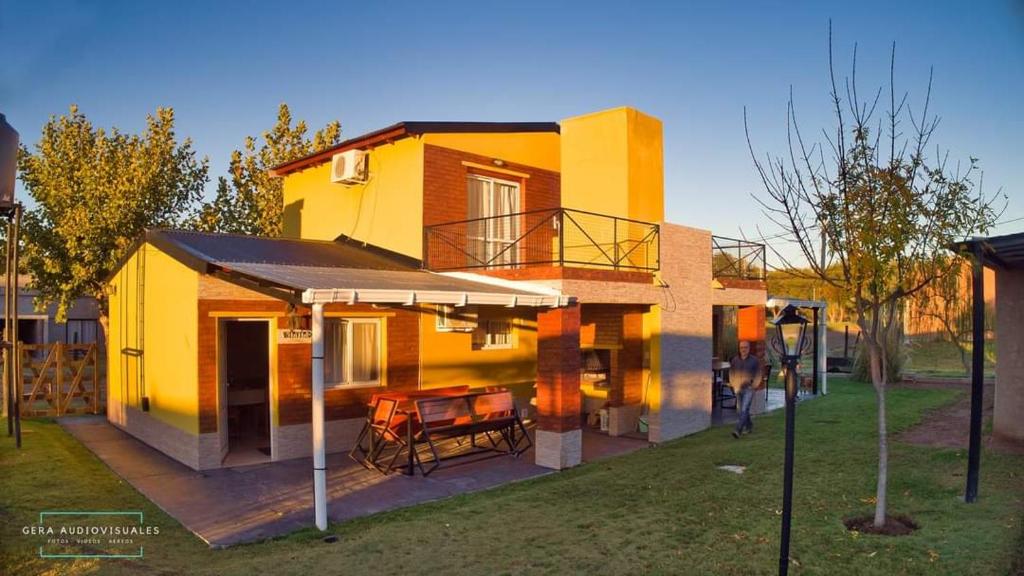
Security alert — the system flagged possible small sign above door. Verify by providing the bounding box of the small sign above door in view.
[278,329,312,344]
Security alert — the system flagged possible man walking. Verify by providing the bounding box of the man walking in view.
[730,340,762,439]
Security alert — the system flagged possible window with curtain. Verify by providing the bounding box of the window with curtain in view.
[472,319,514,350]
[467,174,521,268]
[324,318,382,389]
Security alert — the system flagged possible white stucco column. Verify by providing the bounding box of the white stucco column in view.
[311,302,327,531]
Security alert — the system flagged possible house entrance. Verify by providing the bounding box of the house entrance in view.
[219,319,271,466]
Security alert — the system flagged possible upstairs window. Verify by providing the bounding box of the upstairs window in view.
[467,174,521,267]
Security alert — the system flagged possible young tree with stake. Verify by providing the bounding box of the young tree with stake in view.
[745,28,1003,529]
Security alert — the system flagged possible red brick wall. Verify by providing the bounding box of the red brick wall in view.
[477,267,653,284]
[581,305,624,349]
[582,304,646,407]
[737,305,767,359]
[197,300,421,433]
[613,309,645,406]
[198,300,286,434]
[719,277,767,291]
[423,144,561,270]
[536,305,582,432]
[422,143,561,226]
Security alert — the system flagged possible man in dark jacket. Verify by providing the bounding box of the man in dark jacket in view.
[730,341,762,438]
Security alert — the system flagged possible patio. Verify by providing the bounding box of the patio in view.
[60,415,649,547]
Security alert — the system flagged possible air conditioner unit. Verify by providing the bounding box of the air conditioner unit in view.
[330,149,368,184]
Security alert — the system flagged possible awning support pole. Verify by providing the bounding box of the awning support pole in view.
[965,244,985,503]
[819,305,827,395]
[311,302,328,529]
[811,307,819,395]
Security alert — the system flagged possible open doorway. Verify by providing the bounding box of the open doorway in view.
[219,319,271,466]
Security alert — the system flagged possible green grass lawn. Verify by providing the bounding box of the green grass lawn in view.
[3,379,1022,575]
[904,338,997,379]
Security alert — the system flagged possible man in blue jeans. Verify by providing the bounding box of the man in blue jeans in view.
[730,341,762,439]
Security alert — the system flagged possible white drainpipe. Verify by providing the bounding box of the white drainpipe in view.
[311,302,327,531]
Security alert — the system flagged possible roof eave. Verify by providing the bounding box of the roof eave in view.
[269,121,561,177]
[301,287,571,308]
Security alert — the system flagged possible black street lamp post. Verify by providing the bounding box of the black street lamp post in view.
[771,304,811,576]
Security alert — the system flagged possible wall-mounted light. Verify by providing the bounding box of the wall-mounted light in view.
[492,159,505,167]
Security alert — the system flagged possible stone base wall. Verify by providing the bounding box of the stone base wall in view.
[608,404,643,436]
[535,429,582,469]
[112,404,221,470]
[272,418,367,461]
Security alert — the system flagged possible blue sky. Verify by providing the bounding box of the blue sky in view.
[3,0,1022,264]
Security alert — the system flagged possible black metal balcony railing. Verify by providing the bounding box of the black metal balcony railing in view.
[712,235,766,281]
[423,208,660,273]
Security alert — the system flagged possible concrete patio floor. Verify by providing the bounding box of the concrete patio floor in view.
[60,416,650,547]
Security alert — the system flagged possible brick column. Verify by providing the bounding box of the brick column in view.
[609,309,644,436]
[535,304,582,469]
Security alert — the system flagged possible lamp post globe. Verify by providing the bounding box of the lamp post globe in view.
[772,304,810,360]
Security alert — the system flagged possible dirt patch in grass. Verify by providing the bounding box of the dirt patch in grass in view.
[896,382,1024,455]
[844,514,919,536]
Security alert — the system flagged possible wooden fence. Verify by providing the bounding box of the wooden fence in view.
[14,343,101,417]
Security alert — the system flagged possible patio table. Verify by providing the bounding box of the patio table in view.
[365,386,472,475]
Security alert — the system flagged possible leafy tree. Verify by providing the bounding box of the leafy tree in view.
[196,104,340,236]
[745,30,1003,529]
[767,266,854,324]
[18,105,208,331]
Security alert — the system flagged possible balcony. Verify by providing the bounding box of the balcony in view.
[423,208,660,274]
[712,235,766,281]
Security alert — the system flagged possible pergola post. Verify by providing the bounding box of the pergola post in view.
[817,305,827,395]
[311,302,328,529]
[811,308,819,395]
[965,245,985,503]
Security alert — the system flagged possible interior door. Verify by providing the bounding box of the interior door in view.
[467,175,520,267]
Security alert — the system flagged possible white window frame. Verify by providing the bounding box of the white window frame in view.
[467,174,521,267]
[324,317,383,390]
[473,318,515,350]
[435,304,478,332]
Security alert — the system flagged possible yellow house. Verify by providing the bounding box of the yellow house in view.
[105,107,768,480]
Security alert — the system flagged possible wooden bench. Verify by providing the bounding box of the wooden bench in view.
[413,390,531,476]
[350,386,472,473]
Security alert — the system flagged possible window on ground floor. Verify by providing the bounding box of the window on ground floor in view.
[472,318,514,350]
[324,318,382,389]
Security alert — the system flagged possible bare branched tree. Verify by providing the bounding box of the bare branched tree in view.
[745,24,1004,528]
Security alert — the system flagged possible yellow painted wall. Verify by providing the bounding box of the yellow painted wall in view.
[420,306,537,390]
[107,243,200,434]
[107,250,140,426]
[559,108,664,268]
[560,109,630,217]
[626,111,665,223]
[560,107,664,223]
[281,137,425,258]
[422,132,560,172]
